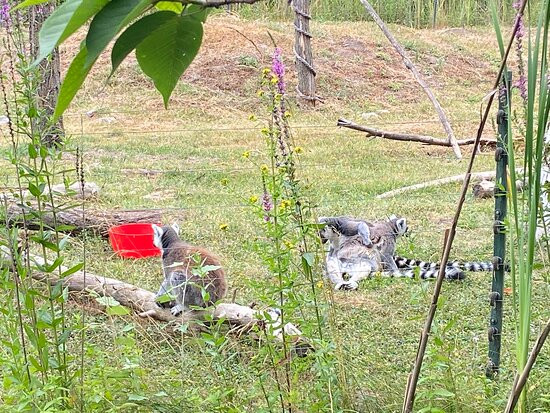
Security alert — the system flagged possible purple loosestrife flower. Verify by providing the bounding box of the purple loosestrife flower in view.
[0,0,11,28]
[261,190,273,222]
[513,1,527,102]
[271,47,286,94]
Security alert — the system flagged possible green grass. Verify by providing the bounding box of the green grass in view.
[231,0,529,27]
[1,17,550,412]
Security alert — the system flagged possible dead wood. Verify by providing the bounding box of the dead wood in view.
[357,0,461,159]
[0,248,310,352]
[472,179,524,199]
[376,171,498,199]
[6,203,169,238]
[337,118,497,147]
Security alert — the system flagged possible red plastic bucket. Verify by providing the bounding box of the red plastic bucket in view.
[108,223,161,259]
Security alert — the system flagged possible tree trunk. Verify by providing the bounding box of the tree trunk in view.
[293,0,317,106]
[28,2,64,146]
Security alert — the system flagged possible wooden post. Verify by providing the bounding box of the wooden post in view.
[28,2,64,146]
[292,0,317,106]
[486,71,511,378]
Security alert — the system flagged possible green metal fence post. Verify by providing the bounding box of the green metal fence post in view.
[486,70,511,378]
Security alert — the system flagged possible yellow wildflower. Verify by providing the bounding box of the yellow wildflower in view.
[242,150,250,159]
[249,195,258,203]
[260,164,269,174]
[220,178,228,186]
[293,146,303,154]
[219,223,228,231]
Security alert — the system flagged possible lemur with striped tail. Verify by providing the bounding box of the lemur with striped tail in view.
[319,216,465,290]
[394,256,507,273]
[152,223,227,315]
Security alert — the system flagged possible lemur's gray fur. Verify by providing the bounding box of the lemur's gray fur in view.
[321,215,409,290]
[153,224,227,315]
[320,216,464,290]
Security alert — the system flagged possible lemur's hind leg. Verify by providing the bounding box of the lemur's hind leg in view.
[344,259,375,290]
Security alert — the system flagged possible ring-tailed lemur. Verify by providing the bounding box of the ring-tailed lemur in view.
[152,223,227,316]
[393,256,507,273]
[320,216,465,290]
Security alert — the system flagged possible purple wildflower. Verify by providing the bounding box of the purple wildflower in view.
[271,47,285,94]
[513,2,527,102]
[0,0,11,28]
[261,190,272,222]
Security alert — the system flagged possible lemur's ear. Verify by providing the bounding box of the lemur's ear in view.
[395,218,408,236]
[171,222,180,234]
[152,224,164,238]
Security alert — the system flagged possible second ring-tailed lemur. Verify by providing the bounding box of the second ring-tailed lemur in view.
[320,216,465,290]
[153,223,227,315]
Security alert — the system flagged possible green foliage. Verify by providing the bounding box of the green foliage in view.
[234,0,533,27]
[491,1,550,411]
[20,0,209,116]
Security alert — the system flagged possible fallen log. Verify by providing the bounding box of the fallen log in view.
[376,169,523,199]
[0,248,311,353]
[472,179,524,199]
[6,204,172,238]
[338,118,497,147]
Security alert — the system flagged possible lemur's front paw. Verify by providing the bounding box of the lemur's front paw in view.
[170,304,184,316]
[335,281,358,291]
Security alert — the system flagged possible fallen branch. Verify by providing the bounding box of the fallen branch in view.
[376,170,502,199]
[0,248,310,352]
[337,118,497,147]
[504,318,550,413]
[472,179,524,199]
[357,0,461,159]
[6,203,173,237]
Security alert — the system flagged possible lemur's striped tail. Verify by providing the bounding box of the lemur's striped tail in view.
[394,256,507,273]
[382,267,465,280]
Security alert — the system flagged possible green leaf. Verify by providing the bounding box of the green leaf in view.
[60,262,84,278]
[110,11,176,76]
[433,388,455,398]
[95,296,120,307]
[85,0,151,68]
[32,0,110,65]
[128,394,147,401]
[136,13,203,107]
[302,252,315,268]
[14,0,50,11]
[106,305,130,316]
[200,265,221,272]
[54,45,94,119]
[28,182,43,197]
[155,1,182,13]
[28,143,38,159]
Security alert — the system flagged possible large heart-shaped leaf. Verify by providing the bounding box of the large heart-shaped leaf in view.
[32,0,110,66]
[85,0,151,68]
[110,11,176,76]
[136,13,203,107]
[54,45,95,119]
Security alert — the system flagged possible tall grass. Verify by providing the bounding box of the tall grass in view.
[492,0,549,411]
[233,0,533,27]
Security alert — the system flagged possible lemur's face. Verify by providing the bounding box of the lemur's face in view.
[319,225,340,244]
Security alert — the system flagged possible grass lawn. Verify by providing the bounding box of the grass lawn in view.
[1,15,549,413]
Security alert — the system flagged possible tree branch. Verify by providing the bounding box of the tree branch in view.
[337,118,497,147]
[179,0,265,6]
[357,0,462,159]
